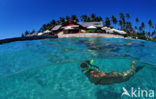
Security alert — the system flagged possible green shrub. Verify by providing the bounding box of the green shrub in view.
[137,33,147,40]
[85,29,97,33]
[129,33,137,38]
[85,29,104,33]
[113,31,120,34]
[96,30,103,33]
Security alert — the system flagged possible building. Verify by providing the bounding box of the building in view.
[51,22,127,36]
[102,27,127,36]
[79,22,103,29]
[51,25,62,34]
[51,22,103,34]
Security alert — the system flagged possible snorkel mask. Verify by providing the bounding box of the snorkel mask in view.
[80,59,94,73]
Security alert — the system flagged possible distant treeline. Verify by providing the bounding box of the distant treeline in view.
[22,13,156,41]
[0,35,58,45]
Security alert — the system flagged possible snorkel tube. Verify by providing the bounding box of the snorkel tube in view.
[90,59,94,65]
[83,59,94,73]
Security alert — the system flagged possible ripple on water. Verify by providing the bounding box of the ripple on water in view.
[0,38,156,98]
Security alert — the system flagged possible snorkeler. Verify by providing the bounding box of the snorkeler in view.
[80,60,142,85]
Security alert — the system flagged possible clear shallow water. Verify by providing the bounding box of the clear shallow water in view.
[0,38,156,99]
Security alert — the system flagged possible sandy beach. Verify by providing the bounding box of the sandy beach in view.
[58,33,124,38]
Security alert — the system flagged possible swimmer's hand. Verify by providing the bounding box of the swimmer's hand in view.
[131,61,136,70]
[132,61,136,65]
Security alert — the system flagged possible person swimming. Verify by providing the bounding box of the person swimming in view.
[80,60,143,85]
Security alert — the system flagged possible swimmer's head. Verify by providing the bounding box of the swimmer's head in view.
[80,60,90,69]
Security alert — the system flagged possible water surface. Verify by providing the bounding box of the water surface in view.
[0,38,156,99]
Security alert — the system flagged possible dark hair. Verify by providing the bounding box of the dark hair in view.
[80,63,88,68]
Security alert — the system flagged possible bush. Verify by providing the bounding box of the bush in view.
[85,29,97,33]
[96,30,103,33]
[113,31,120,35]
[137,33,147,40]
[129,33,137,38]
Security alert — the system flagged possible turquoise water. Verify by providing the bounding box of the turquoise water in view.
[0,38,156,99]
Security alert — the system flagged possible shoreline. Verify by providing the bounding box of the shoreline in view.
[0,33,127,45]
[58,33,124,38]
[0,35,58,45]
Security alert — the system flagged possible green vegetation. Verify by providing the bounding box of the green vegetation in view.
[85,29,97,33]
[105,17,111,27]
[22,13,156,41]
[85,29,103,33]
[129,32,137,38]
[113,31,122,35]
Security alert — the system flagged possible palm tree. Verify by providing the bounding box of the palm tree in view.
[65,16,71,23]
[148,19,153,33]
[95,17,103,22]
[21,33,25,37]
[91,13,96,21]
[126,22,132,32]
[81,15,88,22]
[39,24,46,32]
[119,20,123,30]
[119,19,125,30]
[56,20,61,25]
[59,17,66,25]
[71,15,79,23]
[136,18,140,27]
[151,30,156,38]
[105,17,111,27]
[135,18,140,33]
[126,13,130,21]
[30,29,35,34]
[46,23,52,30]
[119,13,126,30]
[139,26,143,33]
[136,18,139,23]
[25,30,29,36]
[87,17,91,22]
[98,17,103,21]
[119,13,125,20]
[135,26,137,30]
[141,22,145,32]
[147,32,151,39]
[50,20,57,27]
[111,16,117,28]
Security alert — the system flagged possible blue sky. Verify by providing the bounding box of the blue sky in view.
[0,0,156,39]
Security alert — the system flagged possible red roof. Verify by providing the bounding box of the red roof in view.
[69,23,76,26]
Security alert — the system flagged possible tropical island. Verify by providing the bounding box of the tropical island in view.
[0,13,156,44]
[23,13,156,40]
